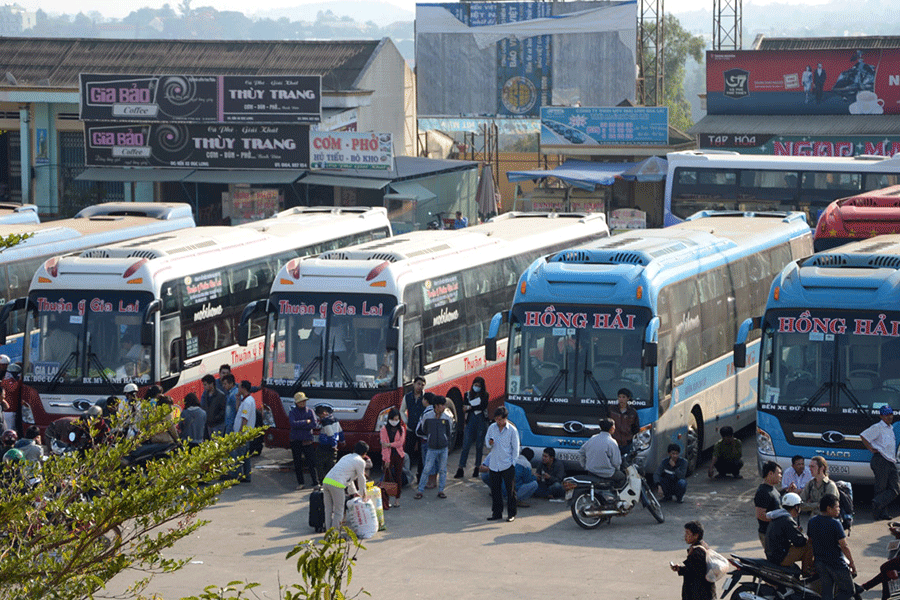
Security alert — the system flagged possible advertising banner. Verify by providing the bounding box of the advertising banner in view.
[84,122,309,169]
[309,131,393,170]
[707,49,900,115]
[416,1,636,118]
[80,74,321,123]
[699,133,900,157]
[541,106,668,146]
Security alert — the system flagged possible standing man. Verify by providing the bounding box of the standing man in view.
[232,380,257,483]
[216,364,232,393]
[579,418,625,488]
[414,395,452,499]
[754,460,783,547]
[485,406,520,522]
[610,388,640,457]
[781,455,813,494]
[861,405,898,520]
[200,374,226,437]
[400,375,427,483]
[813,63,827,104]
[221,374,238,434]
[807,494,857,600]
[289,392,318,489]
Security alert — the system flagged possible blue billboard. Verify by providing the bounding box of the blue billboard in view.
[540,106,668,147]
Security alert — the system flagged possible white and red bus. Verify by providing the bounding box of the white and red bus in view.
[240,212,610,449]
[3,206,391,428]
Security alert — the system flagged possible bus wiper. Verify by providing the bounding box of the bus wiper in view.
[331,354,361,399]
[797,381,832,418]
[534,368,566,415]
[289,356,322,397]
[836,381,877,423]
[87,349,118,396]
[48,350,79,391]
[583,365,610,417]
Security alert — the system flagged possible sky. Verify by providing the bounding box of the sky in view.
[19,0,837,20]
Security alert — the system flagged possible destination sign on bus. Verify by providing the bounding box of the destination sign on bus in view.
[777,310,900,338]
[36,297,141,315]
[521,306,637,331]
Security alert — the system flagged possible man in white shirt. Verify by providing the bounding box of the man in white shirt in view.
[780,455,813,494]
[861,404,899,520]
[579,418,625,488]
[232,380,257,483]
[485,405,520,522]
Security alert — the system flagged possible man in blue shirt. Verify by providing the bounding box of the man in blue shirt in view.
[453,211,468,229]
[807,494,858,600]
[485,405,520,522]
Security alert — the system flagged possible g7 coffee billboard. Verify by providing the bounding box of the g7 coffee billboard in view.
[80,74,321,123]
[84,123,309,169]
[707,49,900,115]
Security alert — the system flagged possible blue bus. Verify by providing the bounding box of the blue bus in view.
[735,235,900,483]
[485,211,814,475]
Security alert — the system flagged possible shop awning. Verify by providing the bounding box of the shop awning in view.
[76,168,192,182]
[620,156,668,182]
[299,173,392,190]
[385,181,437,202]
[181,170,305,184]
[506,159,637,191]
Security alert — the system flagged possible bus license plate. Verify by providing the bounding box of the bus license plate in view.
[557,450,581,463]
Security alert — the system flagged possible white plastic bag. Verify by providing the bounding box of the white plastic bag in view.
[705,548,730,582]
[345,497,378,539]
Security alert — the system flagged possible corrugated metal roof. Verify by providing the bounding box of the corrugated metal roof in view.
[688,114,900,135]
[755,36,900,51]
[0,37,382,90]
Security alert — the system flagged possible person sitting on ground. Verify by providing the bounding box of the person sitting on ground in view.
[708,426,743,479]
[514,447,538,507]
[799,456,839,514]
[670,520,716,600]
[656,443,688,503]
[764,492,814,576]
[534,447,566,500]
[578,417,625,488]
[781,455,813,494]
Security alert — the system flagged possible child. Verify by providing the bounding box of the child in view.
[315,403,344,480]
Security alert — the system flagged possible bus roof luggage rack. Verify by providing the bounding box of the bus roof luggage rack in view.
[686,209,795,221]
[73,202,194,221]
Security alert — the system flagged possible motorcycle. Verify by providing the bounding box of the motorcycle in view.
[562,457,664,528]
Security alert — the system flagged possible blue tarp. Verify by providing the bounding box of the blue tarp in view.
[506,159,638,191]
[620,156,668,183]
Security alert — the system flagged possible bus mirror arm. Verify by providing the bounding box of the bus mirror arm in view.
[0,297,36,345]
[484,311,509,362]
[416,343,438,376]
[237,300,267,347]
[386,304,406,351]
[733,317,761,369]
[141,299,161,347]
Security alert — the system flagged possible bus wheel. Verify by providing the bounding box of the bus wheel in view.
[685,410,702,476]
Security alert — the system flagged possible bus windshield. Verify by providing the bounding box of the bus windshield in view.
[265,293,397,395]
[507,304,653,411]
[761,309,900,414]
[26,290,154,388]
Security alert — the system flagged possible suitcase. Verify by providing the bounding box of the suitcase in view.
[309,489,326,533]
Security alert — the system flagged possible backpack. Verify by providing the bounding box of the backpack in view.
[705,547,731,583]
[834,480,854,531]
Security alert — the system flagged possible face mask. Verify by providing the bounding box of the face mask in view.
[472,385,482,393]
[388,419,400,427]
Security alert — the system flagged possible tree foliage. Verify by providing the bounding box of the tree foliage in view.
[642,14,705,132]
[0,232,33,251]
[0,403,257,600]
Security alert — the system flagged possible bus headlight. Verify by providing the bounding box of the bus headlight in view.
[375,408,393,432]
[633,425,652,452]
[757,427,774,455]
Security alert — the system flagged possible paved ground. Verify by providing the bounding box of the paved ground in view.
[106,433,899,600]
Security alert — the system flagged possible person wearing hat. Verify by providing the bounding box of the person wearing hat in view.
[0,354,9,379]
[861,404,899,520]
[1,363,22,433]
[764,491,813,576]
[289,391,318,489]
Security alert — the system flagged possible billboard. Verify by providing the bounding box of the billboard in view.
[416,1,636,118]
[80,74,321,123]
[84,122,309,169]
[541,106,668,146]
[309,131,393,170]
[699,133,900,158]
[707,49,900,115]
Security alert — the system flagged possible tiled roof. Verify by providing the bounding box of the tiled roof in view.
[754,36,900,51]
[0,37,383,90]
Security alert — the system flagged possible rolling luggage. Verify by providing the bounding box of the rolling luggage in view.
[309,489,326,533]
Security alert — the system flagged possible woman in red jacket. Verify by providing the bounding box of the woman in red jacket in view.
[380,408,406,508]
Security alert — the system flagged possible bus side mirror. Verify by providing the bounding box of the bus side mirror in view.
[485,338,497,362]
[643,342,658,367]
[484,310,508,362]
[386,328,399,351]
[141,299,161,346]
[643,316,660,368]
[733,316,761,369]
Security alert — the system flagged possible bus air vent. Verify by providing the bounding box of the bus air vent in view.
[127,250,162,260]
[321,252,350,260]
[165,239,217,255]
[80,249,111,258]
[807,254,848,267]
[403,244,453,259]
[868,255,900,269]
[368,252,401,262]
[555,249,593,263]
[610,251,648,264]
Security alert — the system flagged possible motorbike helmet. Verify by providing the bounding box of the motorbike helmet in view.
[85,405,103,419]
[123,383,139,394]
[1,429,18,445]
[6,363,21,376]
[781,492,803,508]
[3,448,23,463]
